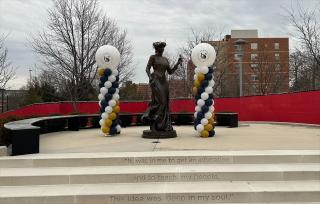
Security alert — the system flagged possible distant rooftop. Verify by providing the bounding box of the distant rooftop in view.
[231,29,258,38]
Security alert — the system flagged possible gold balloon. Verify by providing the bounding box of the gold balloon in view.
[192,87,198,96]
[198,73,205,81]
[201,130,209,138]
[98,68,105,76]
[194,80,200,88]
[102,126,110,134]
[109,112,117,120]
[116,100,120,106]
[204,124,213,131]
[113,105,120,113]
[104,119,112,127]
[208,117,215,125]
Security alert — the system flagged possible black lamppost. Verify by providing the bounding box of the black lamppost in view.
[235,39,246,97]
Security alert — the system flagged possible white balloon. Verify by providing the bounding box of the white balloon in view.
[201,118,208,126]
[104,81,112,88]
[115,88,119,94]
[100,87,108,95]
[98,100,102,107]
[201,92,209,100]
[101,112,108,119]
[200,66,209,74]
[191,43,216,67]
[112,69,119,76]
[108,99,116,107]
[197,99,205,107]
[195,67,200,74]
[195,105,201,112]
[205,86,213,94]
[209,106,215,112]
[108,75,116,83]
[209,80,215,87]
[194,131,201,137]
[98,94,104,101]
[99,119,104,126]
[95,45,120,69]
[105,106,113,113]
[112,93,120,101]
[194,112,198,118]
[116,125,121,132]
[212,100,215,106]
[193,74,197,80]
[196,124,204,132]
[205,112,212,119]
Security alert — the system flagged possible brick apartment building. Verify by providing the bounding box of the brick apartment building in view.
[204,29,289,97]
[125,29,289,99]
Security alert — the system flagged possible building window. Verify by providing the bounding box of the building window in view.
[275,53,280,61]
[234,54,239,60]
[251,74,259,81]
[275,63,280,71]
[251,53,258,60]
[234,44,240,50]
[274,43,279,50]
[251,43,258,50]
[251,64,258,71]
[235,63,240,69]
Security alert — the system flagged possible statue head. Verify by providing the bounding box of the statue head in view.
[153,41,166,56]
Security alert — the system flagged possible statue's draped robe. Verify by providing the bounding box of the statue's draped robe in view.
[142,55,173,131]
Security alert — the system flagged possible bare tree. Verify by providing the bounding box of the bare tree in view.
[177,27,229,98]
[0,34,15,89]
[245,48,287,95]
[285,3,320,90]
[30,0,134,107]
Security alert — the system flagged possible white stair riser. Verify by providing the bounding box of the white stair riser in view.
[1,155,319,167]
[0,171,319,186]
[1,192,320,204]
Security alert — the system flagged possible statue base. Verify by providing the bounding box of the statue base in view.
[142,130,177,139]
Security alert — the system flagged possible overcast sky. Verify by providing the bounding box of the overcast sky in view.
[0,0,319,89]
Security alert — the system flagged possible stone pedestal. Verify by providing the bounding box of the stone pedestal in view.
[142,130,177,139]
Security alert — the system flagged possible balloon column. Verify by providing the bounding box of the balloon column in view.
[95,45,121,136]
[191,43,217,138]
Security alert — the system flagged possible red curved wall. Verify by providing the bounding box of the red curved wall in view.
[1,91,319,124]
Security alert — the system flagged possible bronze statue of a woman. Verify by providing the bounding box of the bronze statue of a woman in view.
[142,41,183,138]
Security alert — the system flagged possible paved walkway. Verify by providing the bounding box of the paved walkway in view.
[40,123,320,153]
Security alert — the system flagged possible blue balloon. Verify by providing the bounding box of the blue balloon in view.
[108,87,116,94]
[208,94,214,99]
[116,75,120,82]
[112,81,119,88]
[195,95,201,101]
[201,80,209,88]
[197,112,204,119]
[105,93,112,101]
[208,67,214,73]
[205,73,213,80]
[104,69,112,77]
[100,76,107,84]
[205,99,213,106]
[201,105,209,113]
[197,86,204,95]
[109,127,117,135]
[209,130,215,137]
[111,120,118,128]
[98,82,104,88]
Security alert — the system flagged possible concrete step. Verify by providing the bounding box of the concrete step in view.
[0,181,319,204]
[0,163,319,186]
[1,150,319,167]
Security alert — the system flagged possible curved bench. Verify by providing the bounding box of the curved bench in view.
[4,114,100,156]
[4,112,238,156]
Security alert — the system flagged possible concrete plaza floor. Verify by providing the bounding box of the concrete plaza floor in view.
[39,123,320,153]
